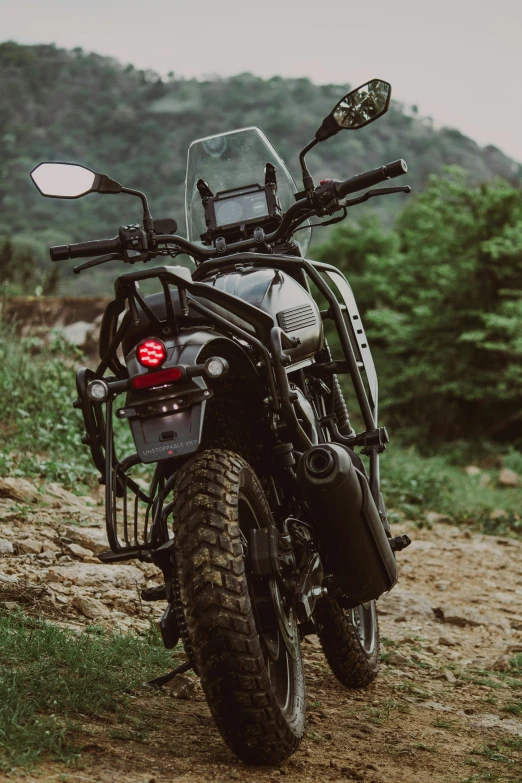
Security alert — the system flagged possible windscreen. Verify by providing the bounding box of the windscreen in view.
[185,127,311,256]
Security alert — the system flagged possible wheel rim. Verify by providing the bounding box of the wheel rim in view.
[350,601,377,657]
[238,493,297,713]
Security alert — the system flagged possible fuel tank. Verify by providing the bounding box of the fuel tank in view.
[297,443,397,604]
[121,267,323,363]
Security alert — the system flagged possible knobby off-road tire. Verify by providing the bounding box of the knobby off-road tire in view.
[314,599,380,689]
[172,450,305,765]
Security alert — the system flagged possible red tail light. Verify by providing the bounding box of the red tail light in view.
[137,338,167,368]
[131,367,183,389]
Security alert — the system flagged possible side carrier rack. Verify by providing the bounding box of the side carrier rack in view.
[73,253,391,559]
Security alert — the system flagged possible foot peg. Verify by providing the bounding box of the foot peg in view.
[141,584,167,601]
[389,534,411,553]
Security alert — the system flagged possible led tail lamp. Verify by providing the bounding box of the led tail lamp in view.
[136,338,167,368]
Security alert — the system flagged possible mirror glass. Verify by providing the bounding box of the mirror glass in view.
[31,162,96,198]
[332,79,391,130]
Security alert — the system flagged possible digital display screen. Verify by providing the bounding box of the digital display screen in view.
[214,189,269,228]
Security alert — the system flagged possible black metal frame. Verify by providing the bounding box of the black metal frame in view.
[74,252,388,561]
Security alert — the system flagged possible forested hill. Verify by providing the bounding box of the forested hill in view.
[1,41,521,293]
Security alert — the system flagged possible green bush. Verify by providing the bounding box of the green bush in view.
[317,169,522,447]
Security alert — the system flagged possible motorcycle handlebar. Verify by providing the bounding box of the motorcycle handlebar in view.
[334,159,408,199]
[50,236,121,262]
[49,165,406,265]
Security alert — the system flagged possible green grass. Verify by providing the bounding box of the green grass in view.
[382,445,522,536]
[0,611,173,770]
[0,318,135,487]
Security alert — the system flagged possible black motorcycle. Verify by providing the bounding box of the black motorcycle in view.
[31,78,412,765]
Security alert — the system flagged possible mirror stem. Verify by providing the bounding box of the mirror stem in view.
[122,187,154,232]
[299,139,318,192]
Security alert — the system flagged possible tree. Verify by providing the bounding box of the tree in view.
[316,170,522,445]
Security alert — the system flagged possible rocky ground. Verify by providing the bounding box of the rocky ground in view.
[1,477,522,783]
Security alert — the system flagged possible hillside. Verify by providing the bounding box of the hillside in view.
[1,41,521,293]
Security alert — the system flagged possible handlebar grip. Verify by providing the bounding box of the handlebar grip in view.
[50,236,120,261]
[334,159,408,199]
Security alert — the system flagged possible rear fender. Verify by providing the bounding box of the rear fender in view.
[123,329,253,463]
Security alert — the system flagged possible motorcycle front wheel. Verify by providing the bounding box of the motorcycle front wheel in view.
[314,599,380,688]
[172,449,305,765]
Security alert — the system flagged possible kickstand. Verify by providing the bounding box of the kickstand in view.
[143,659,193,690]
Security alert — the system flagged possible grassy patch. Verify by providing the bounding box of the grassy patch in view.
[383,445,522,536]
[0,318,135,487]
[0,611,172,770]
[0,319,94,485]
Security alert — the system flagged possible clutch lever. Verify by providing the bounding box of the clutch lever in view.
[73,253,120,275]
[343,185,411,209]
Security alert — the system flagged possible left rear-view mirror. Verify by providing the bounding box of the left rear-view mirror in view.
[30,162,98,199]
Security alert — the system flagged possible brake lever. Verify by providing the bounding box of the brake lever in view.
[73,253,120,275]
[343,185,411,209]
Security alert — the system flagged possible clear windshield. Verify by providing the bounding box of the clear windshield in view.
[185,127,311,256]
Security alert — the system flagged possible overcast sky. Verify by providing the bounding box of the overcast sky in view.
[2,0,521,162]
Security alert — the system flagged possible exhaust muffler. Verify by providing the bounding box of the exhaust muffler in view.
[297,443,397,604]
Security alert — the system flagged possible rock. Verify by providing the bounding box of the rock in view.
[64,526,107,554]
[0,477,39,504]
[479,473,491,487]
[16,539,43,555]
[440,669,457,683]
[426,511,451,524]
[468,714,522,737]
[506,644,522,653]
[41,541,60,553]
[417,701,454,713]
[499,468,521,488]
[0,538,14,554]
[48,581,69,595]
[0,572,19,585]
[387,651,410,667]
[72,595,111,620]
[57,321,94,347]
[464,465,482,477]
[436,605,488,628]
[490,654,511,672]
[67,543,95,560]
[169,675,198,700]
[490,509,507,520]
[47,562,142,588]
[43,484,96,511]
[438,633,457,646]
[377,589,434,619]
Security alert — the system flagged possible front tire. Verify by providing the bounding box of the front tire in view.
[314,599,380,688]
[172,450,305,765]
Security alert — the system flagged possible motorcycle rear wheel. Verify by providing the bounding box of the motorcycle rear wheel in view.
[314,599,380,688]
[172,449,305,765]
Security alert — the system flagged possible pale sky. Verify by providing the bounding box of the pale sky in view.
[2,0,522,162]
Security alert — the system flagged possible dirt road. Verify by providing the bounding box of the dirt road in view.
[1,484,521,783]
